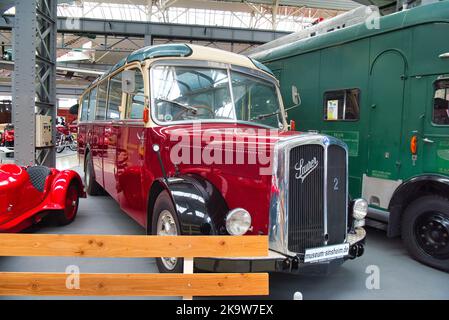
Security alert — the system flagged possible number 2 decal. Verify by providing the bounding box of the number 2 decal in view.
[333,177,339,191]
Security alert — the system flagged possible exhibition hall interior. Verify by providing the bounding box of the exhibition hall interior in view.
[0,0,448,302]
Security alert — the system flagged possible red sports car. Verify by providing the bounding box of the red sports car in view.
[0,164,86,233]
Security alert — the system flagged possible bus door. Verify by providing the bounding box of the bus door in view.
[102,72,123,200]
[116,68,147,226]
[422,77,449,175]
[364,50,406,209]
[92,80,108,187]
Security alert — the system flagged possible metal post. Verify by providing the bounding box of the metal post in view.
[144,34,153,47]
[12,0,57,167]
[35,0,57,167]
[12,0,37,166]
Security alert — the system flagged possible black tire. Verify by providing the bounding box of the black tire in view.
[56,133,65,153]
[5,141,13,158]
[151,190,183,273]
[402,195,449,272]
[56,182,79,226]
[84,152,103,196]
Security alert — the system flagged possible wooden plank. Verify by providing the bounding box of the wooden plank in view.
[0,272,269,296]
[0,234,268,258]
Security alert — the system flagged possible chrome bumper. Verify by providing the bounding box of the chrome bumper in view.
[195,227,366,275]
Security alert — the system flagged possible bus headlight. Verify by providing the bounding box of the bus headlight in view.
[353,198,368,220]
[226,208,252,235]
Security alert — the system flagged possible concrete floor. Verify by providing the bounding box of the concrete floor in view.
[1,158,448,300]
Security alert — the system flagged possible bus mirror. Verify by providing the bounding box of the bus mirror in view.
[122,70,136,94]
[69,104,79,115]
[292,85,301,106]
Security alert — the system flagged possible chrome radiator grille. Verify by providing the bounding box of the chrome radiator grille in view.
[268,135,348,257]
[286,143,347,254]
[287,144,325,253]
[326,144,347,245]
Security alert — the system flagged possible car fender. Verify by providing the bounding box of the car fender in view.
[149,174,229,235]
[46,169,86,210]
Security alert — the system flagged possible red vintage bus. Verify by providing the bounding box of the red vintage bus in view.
[76,44,367,273]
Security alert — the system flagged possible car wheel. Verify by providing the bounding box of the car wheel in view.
[84,152,102,196]
[152,190,183,273]
[56,182,79,226]
[402,195,449,272]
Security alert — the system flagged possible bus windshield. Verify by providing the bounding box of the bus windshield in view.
[151,65,284,128]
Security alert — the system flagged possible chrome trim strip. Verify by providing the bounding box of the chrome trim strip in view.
[323,140,328,245]
[269,133,349,257]
[368,207,390,222]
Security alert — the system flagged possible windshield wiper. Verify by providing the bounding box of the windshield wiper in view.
[250,105,300,121]
[156,98,198,114]
[251,109,280,121]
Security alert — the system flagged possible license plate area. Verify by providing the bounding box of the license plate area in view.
[304,243,349,263]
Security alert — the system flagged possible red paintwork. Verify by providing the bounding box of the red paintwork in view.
[0,164,86,233]
[1,125,14,146]
[3,129,13,142]
[79,120,302,235]
[56,125,70,135]
[68,121,78,134]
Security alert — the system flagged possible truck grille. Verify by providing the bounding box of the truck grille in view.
[327,145,347,245]
[288,145,325,253]
[287,143,347,254]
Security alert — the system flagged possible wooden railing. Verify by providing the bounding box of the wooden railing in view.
[0,234,269,298]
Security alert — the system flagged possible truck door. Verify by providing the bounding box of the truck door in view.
[367,51,406,180]
[363,51,406,209]
[422,77,449,175]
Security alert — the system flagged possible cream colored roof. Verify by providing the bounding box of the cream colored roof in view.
[186,44,257,70]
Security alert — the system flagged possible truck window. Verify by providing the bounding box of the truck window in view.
[324,89,360,121]
[433,79,449,125]
[95,80,108,120]
[107,72,122,120]
[88,87,97,121]
[125,69,145,119]
[80,94,89,121]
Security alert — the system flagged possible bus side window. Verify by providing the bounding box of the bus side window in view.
[324,88,360,121]
[96,80,108,120]
[125,69,145,119]
[433,79,449,125]
[88,87,97,121]
[80,94,89,121]
[107,72,122,120]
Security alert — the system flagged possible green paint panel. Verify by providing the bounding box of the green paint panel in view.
[322,131,359,157]
[259,1,449,202]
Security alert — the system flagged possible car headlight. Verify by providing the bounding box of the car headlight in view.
[353,198,368,220]
[225,208,252,235]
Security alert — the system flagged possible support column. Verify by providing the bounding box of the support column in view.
[12,0,37,166]
[144,34,153,47]
[35,0,57,167]
[12,0,57,167]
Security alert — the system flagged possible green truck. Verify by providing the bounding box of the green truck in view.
[252,1,449,272]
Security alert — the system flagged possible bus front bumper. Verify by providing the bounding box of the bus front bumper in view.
[195,228,366,275]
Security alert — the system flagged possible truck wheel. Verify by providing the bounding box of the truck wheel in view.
[56,182,79,226]
[152,190,183,273]
[402,195,449,272]
[84,152,102,196]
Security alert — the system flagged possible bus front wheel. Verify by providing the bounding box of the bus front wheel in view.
[402,195,449,272]
[152,190,184,273]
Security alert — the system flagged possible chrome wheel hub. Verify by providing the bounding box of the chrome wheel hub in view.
[157,210,178,270]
